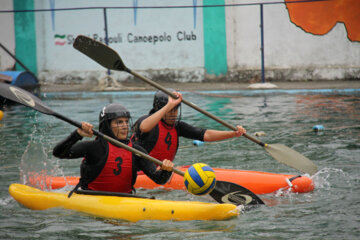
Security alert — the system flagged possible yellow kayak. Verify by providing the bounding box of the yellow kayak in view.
[9,184,240,222]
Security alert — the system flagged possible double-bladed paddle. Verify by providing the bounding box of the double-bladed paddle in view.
[0,82,264,206]
[72,35,318,175]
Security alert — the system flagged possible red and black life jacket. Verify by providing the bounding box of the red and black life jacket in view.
[149,121,178,162]
[88,142,133,193]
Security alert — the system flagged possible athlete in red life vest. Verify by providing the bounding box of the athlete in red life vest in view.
[53,103,173,193]
[133,90,246,163]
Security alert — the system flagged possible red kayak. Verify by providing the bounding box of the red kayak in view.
[28,166,314,194]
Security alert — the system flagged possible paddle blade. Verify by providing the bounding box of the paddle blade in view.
[210,180,264,206]
[0,83,53,115]
[266,144,318,175]
[73,35,127,71]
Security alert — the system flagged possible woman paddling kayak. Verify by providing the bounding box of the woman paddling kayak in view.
[132,90,246,163]
[53,103,174,194]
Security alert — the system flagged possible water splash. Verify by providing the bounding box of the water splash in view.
[312,167,352,191]
[0,196,13,206]
[19,125,65,190]
[274,186,293,198]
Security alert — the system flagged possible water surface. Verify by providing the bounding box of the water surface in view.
[1,90,359,239]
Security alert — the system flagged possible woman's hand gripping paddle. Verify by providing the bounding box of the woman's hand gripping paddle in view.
[0,82,264,206]
[72,35,318,176]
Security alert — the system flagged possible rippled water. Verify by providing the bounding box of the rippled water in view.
[1,89,359,239]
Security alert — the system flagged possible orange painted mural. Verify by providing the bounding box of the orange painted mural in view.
[285,0,360,42]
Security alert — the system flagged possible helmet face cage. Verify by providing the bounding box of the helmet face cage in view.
[99,104,132,138]
[152,90,182,125]
[175,104,182,124]
[164,104,182,126]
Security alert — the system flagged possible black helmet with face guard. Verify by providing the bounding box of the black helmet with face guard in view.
[149,90,181,124]
[99,103,131,140]
[152,90,181,112]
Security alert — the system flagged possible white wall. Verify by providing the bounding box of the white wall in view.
[35,0,204,72]
[226,0,360,80]
[2,0,359,82]
[0,0,15,71]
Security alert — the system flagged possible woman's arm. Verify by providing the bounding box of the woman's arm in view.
[139,92,182,133]
[53,131,87,158]
[53,122,94,159]
[133,144,173,185]
[203,125,246,142]
[138,159,173,185]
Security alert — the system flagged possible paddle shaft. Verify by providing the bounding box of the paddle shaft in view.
[129,70,265,147]
[53,112,184,176]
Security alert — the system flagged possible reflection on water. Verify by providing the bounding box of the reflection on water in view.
[1,91,359,239]
[295,94,360,121]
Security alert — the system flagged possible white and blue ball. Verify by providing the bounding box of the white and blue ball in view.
[184,163,216,195]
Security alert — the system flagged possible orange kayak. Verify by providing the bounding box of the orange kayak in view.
[28,167,314,194]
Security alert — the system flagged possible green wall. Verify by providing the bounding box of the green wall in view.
[13,0,37,74]
[203,0,227,76]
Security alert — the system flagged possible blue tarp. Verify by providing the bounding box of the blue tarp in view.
[0,71,38,87]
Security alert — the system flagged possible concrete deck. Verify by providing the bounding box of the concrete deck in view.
[39,80,360,93]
